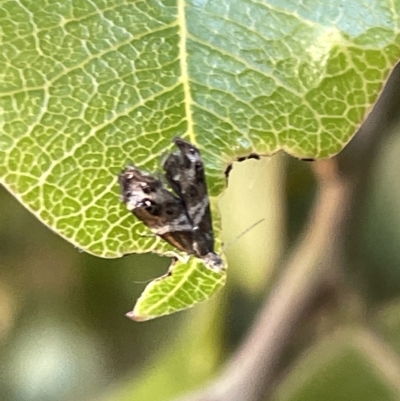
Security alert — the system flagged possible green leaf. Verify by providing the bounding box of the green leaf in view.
[1,0,399,318]
[130,258,226,321]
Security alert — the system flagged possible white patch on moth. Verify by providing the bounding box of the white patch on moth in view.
[151,213,193,235]
[125,191,151,211]
[188,196,209,226]
[172,172,181,181]
[126,198,138,211]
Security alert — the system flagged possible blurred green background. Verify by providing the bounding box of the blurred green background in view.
[2,126,400,401]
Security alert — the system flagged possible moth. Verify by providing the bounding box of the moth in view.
[118,137,224,272]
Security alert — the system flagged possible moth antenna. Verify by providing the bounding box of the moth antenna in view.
[140,233,156,238]
[222,218,265,252]
[132,278,157,284]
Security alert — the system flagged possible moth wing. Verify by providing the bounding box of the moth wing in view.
[119,166,195,254]
[163,138,214,255]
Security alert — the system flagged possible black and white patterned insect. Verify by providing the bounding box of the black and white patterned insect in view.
[118,137,224,272]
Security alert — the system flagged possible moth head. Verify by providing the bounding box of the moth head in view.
[119,166,163,210]
[120,167,161,191]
